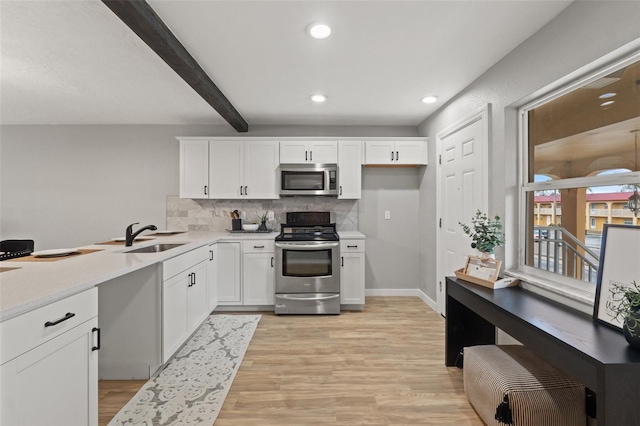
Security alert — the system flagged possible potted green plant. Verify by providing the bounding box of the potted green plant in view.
[607,280,640,348]
[257,212,269,231]
[459,210,505,258]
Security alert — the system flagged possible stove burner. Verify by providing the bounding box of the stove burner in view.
[275,212,339,242]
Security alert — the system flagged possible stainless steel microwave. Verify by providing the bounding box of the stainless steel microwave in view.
[279,164,338,196]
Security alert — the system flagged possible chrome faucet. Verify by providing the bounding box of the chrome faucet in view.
[125,223,157,246]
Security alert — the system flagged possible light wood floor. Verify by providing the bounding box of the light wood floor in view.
[99,297,483,425]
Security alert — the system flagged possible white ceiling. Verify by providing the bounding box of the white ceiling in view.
[0,0,573,129]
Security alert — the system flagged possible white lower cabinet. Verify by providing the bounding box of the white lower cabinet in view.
[340,240,366,306]
[217,241,242,305]
[242,240,275,305]
[0,288,99,426]
[207,243,219,310]
[162,247,209,362]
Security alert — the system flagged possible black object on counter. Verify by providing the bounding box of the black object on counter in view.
[231,219,242,231]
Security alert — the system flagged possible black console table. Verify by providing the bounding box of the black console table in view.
[446,276,640,426]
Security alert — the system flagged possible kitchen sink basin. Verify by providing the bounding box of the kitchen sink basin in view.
[123,243,185,253]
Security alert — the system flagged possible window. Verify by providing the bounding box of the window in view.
[520,53,640,292]
[625,219,633,225]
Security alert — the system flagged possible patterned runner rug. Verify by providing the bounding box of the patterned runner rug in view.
[109,314,261,425]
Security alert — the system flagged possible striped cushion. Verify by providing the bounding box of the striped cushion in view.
[463,345,586,426]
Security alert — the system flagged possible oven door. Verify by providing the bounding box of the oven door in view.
[275,241,340,293]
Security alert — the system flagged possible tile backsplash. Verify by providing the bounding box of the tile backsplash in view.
[166,196,358,232]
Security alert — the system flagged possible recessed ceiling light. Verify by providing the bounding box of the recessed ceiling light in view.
[421,96,438,104]
[601,100,615,107]
[310,94,327,103]
[599,92,617,99]
[307,23,331,39]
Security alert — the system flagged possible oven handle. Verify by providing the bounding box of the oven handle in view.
[277,294,340,301]
[275,242,339,250]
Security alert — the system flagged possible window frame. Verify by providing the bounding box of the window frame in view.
[516,51,640,302]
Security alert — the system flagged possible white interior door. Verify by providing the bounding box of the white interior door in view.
[436,106,489,316]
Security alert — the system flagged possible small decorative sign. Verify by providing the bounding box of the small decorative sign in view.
[463,255,502,282]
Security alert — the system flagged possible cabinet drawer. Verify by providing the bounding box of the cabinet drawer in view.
[0,287,98,365]
[340,240,365,253]
[242,240,275,253]
[163,246,208,280]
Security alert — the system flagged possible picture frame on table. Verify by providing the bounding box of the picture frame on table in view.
[593,224,640,331]
[463,255,502,282]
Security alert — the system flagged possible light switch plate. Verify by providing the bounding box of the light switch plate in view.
[267,211,275,221]
[384,211,391,220]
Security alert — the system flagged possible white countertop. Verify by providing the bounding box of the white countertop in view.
[338,231,366,240]
[0,231,278,322]
[0,230,364,322]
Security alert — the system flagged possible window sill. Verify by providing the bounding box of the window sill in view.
[505,270,595,315]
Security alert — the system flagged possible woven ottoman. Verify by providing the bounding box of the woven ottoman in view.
[463,345,586,426]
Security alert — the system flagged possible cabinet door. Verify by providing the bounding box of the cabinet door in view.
[162,272,189,361]
[396,141,426,165]
[340,252,365,305]
[279,141,309,163]
[188,261,209,330]
[207,244,219,311]
[364,141,395,164]
[244,140,279,199]
[243,252,274,305]
[209,140,244,198]
[308,141,338,163]
[217,242,242,304]
[338,141,362,199]
[0,318,98,426]
[180,139,209,199]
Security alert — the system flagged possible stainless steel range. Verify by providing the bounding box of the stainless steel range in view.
[274,212,340,315]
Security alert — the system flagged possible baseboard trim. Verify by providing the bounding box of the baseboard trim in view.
[365,288,437,312]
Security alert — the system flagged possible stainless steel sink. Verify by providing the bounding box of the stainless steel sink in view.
[123,243,185,253]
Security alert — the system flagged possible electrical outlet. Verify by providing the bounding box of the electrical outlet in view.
[267,211,275,221]
[384,211,391,220]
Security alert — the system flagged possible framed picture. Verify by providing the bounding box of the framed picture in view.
[463,255,502,282]
[593,224,640,330]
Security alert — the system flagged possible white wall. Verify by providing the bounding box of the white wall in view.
[417,1,640,302]
[359,168,422,290]
[0,124,417,252]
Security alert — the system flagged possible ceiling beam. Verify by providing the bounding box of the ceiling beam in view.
[102,0,248,132]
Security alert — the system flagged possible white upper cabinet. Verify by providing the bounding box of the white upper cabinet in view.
[364,140,427,165]
[180,139,210,198]
[178,138,279,199]
[243,140,279,199]
[280,140,338,164]
[209,140,244,198]
[338,141,362,199]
